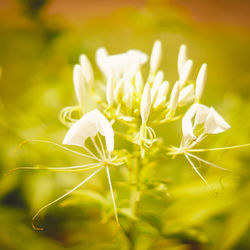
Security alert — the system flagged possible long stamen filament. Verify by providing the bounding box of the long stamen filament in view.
[32,166,104,230]
[184,154,211,189]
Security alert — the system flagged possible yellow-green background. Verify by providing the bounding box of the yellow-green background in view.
[0,0,250,249]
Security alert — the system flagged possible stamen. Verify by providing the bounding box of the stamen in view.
[97,133,106,159]
[32,166,104,230]
[106,166,119,226]
[188,143,250,152]
[5,163,101,176]
[184,154,211,189]
[186,152,235,173]
[91,137,104,160]
[18,140,100,161]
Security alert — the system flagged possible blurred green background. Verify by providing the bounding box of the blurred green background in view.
[0,0,250,249]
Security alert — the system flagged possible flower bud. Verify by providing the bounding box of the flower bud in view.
[178,44,187,77]
[153,81,169,108]
[150,40,162,74]
[80,54,94,87]
[179,59,193,88]
[73,64,86,107]
[151,71,164,103]
[179,84,194,105]
[106,77,115,106]
[169,81,180,112]
[195,63,207,101]
[140,83,151,123]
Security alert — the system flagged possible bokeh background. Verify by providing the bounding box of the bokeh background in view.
[0,0,250,249]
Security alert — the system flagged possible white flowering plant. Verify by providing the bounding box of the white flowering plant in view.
[10,40,249,247]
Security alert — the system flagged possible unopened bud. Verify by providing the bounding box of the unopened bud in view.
[73,64,86,107]
[80,54,94,87]
[106,77,115,106]
[179,59,193,88]
[140,83,151,123]
[150,40,162,74]
[195,63,207,101]
[169,81,180,112]
[178,44,187,77]
[114,78,125,103]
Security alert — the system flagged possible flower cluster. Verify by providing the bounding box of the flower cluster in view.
[14,40,249,230]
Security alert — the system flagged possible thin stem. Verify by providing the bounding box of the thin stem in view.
[32,166,104,230]
[184,154,211,189]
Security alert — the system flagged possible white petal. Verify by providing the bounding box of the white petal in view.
[182,103,199,141]
[179,84,194,105]
[169,81,180,111]
[178,44,187,77]
[195,63,207,101]
[114,78,125,103]
[123,81,134,110]
[63,109,114,152]
[80,54,94,86]
[140,83,151,123]
[194,104,210,127]
[204,107,231,134]
[179,59,193,88]
[96,47,148,81]
[150,40,162,74]
[73,64,86,106]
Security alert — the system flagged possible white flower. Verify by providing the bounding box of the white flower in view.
[79,54,94,87]
[150,40,162,74]
[63,109,114,152]
[123,80,134,109]
[140,83,151,123]
[73,64,86,107]
[195,63,207,101]
[95,47,148,81]
[182,103,230,147]
[178,44,187,77]
[168,81,180,112]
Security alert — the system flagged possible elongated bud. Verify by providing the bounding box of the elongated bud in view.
[115,78,125,103]
[135,71,143,94]
[73,64,86,107]
[153,81,169,108]
[169,81,180,111]
[195,63,207,101]
[150,40,162,74]
[179,59,193,88]
[179,84,194,105]
[151,71,164,103]
[80,54,94,86]
[178,44,187,77]
[140,83,151,123]
[106,77,115,106]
